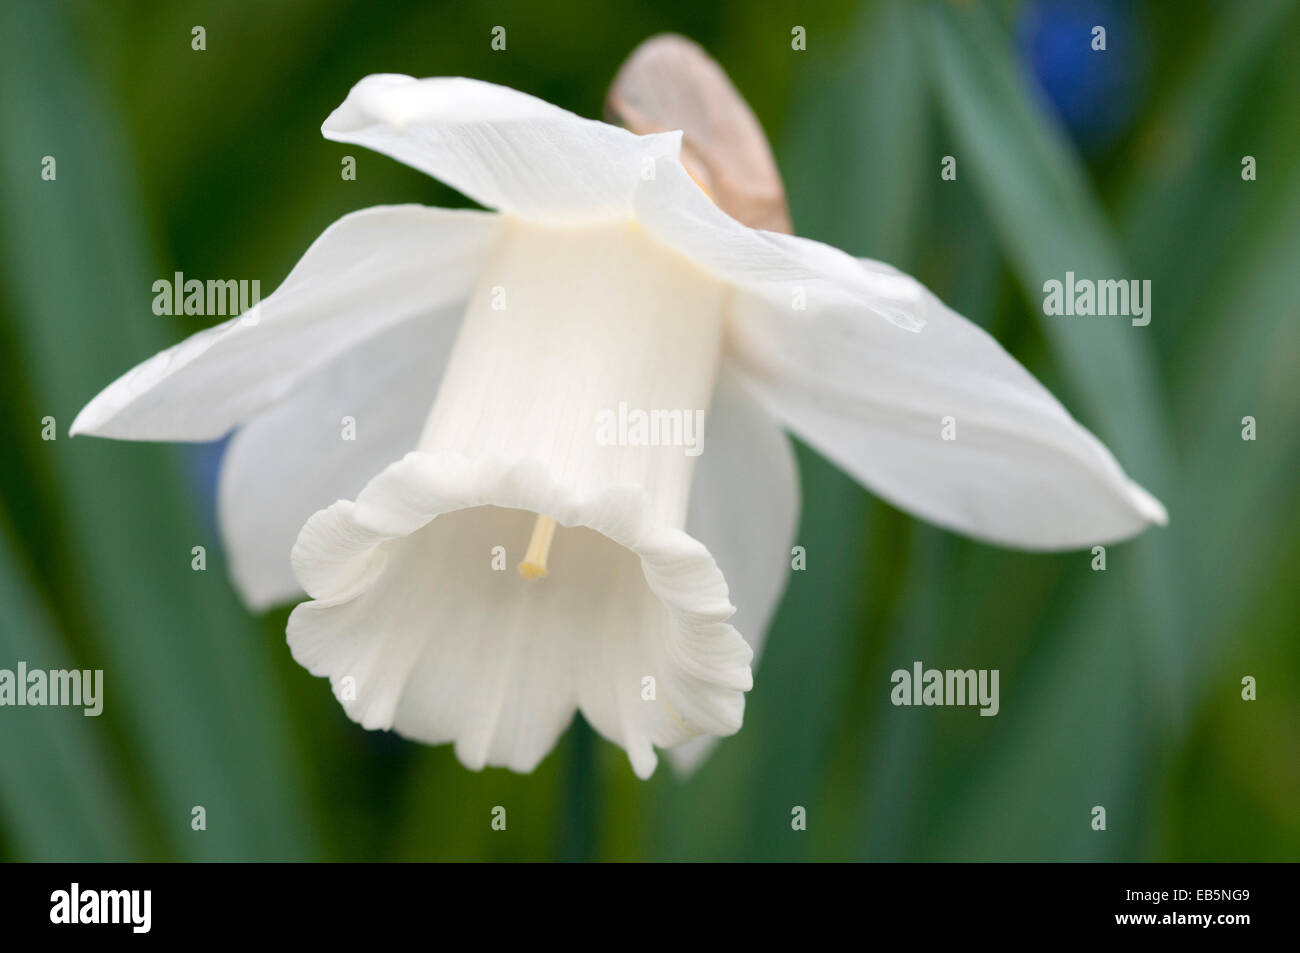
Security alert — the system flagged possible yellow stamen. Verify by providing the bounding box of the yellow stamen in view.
[517,514,557,580]
[662,697,689,732]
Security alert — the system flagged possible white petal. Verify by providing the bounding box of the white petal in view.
[322,75,682,224]
[287,452,752,779]
[671,367,799,774]
[725,260,1168,549]
[218,307,461,610]
[71,205,501,441]
[635,158,926,331]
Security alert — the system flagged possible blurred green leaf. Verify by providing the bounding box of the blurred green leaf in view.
[913,0,1185,857]
[0,0,314,859]
[393,745,564,861]
[783,0,930,263]
[1111,0,1300,710]
[1116,0,1299,345]
[1176,170,1300,692]
[0,512,137,861]
[919,1,1172,483]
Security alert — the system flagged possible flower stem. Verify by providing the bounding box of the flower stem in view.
[555,716,598,861]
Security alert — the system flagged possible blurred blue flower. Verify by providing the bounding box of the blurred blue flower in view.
[186,436,229,538]
[1015,0,1143,151]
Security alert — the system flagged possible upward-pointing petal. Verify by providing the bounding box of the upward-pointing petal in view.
[322,75,682,224]
[725,258,1167,550]
[71,205,501,442]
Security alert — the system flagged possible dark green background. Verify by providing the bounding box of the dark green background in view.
[1,0,1296,860]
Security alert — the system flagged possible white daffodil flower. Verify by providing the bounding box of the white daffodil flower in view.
[72,73,1166,779]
